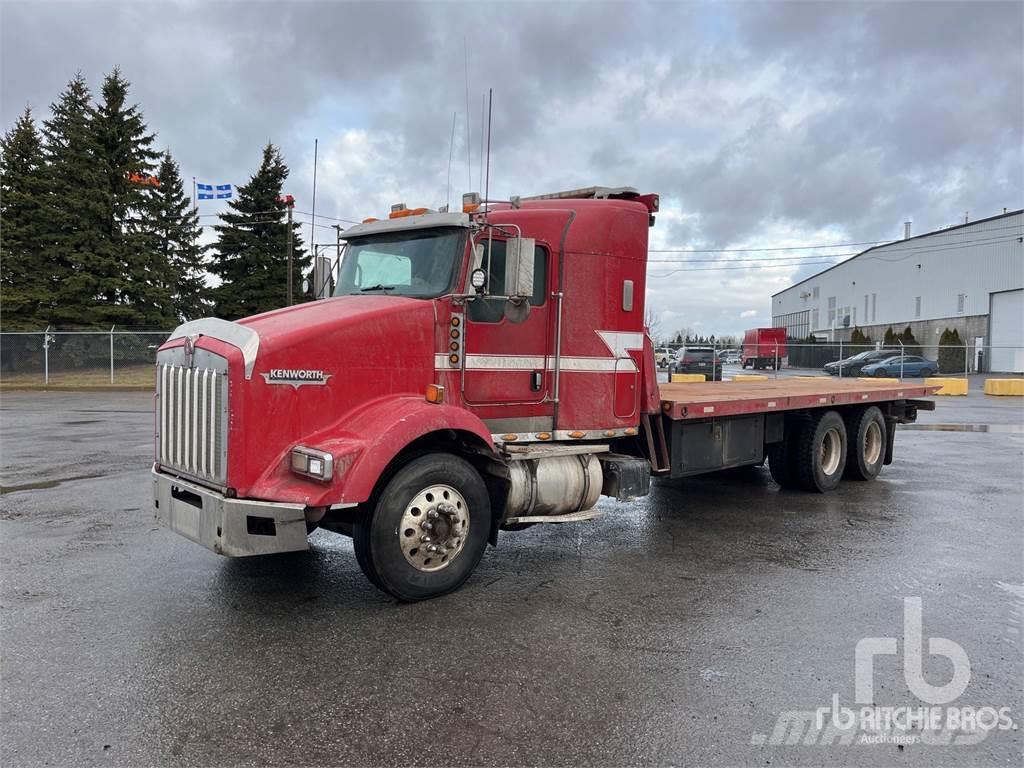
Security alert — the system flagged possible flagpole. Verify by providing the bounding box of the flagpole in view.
[192,176,197,212]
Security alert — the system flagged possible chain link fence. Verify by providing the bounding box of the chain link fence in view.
[1,330,171,386]
[654,340,1024,381]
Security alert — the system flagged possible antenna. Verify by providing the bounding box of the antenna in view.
[464,39,472,193]
[484,88,492,220]
[479,93,485,192]
[446,111,456,211]
[310,138,318,259]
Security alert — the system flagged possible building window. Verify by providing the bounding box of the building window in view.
[853,306,857,325]
[871,293,877,322]
[914,296,921,318]
[864,295,869,319]
[827,296,836,326]
[957,293,966,314]
[812,286,819,299]
[811,309,819,329]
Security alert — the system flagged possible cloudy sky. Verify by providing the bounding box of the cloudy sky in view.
[2,0,1021,337]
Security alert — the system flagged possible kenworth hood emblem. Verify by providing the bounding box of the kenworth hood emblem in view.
[260,368,332,389]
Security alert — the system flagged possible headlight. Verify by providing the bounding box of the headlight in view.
[291,446,334,481]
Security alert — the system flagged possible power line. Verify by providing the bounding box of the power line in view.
[646,236,1019,275]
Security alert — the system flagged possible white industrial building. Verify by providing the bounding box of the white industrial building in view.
[772,209,1024,373]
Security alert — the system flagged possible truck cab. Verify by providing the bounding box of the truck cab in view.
[153,187,662,600]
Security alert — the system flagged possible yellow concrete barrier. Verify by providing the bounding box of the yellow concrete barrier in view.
[984,378,1024,396]
[859,377,899,383]
[732,374,768,381]
[925,377,968,395]
[671,373,706,383]
[795,375,829,379]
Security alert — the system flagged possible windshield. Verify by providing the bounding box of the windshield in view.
[333,228,465,298]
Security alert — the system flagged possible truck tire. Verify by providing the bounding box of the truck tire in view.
[843,406,886,481]
[767,427,800,489]
[795,410,847,493]
[352,453,490,601]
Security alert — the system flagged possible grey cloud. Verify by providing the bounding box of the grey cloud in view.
[1,0,1020,335]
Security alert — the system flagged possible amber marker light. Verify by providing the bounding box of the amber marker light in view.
[425,384,445,404]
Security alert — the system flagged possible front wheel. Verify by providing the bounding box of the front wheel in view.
[353,453,491,601]
[874,368,888,378]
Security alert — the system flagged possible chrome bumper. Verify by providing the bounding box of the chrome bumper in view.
[152,469,309,556]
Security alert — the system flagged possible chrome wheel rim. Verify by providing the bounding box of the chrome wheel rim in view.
[398,484,469,572]
[864,421,883,465]
[820,428,842,475]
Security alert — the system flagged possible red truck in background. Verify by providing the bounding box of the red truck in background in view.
[153,187,935,601]
[741,327,788,370]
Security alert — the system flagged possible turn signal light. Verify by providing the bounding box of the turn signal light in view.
[425,384,445,404]
[568,431,586,439]
[501,434,519,442]
[536,432,551,441]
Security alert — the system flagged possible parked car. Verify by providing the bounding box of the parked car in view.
[861,355,938,378]
[824,349,895,376]
[654,347,674,367]
[673,346,723,380]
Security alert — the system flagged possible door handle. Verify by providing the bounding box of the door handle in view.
[531,370,543,391]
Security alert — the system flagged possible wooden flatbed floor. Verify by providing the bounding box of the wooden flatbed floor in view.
[659,377,938,420]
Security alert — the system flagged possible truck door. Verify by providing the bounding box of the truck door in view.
[461,238,553,432]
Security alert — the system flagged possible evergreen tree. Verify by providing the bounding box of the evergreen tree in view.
[39,73,108,326]
[0,106,48,329]
[149,150,207,321]
[91,68,169,326]
[209,143,307,319]
[937,328,965,373]
[850,326,872,346]
[883,326,897,346]
[899,325,921,355]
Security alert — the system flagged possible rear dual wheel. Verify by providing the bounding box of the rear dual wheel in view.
[770,410,848,493]
[353,453,490,601]
[843,406,886,481]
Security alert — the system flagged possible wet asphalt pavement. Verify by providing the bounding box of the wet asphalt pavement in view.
[1,387,1022,767]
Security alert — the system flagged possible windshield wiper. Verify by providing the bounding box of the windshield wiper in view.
[359,284,396,292]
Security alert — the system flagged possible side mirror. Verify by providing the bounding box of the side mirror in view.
[504,237,536,299]
[312,255,333,299]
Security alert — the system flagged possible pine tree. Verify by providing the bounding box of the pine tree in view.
[149,150,207,321]
[883,326,897,346]
[0,106,48,329]
[937,328,964,373]
[209,143,307,319]
[39,73,108,326]
[91,68,169,326]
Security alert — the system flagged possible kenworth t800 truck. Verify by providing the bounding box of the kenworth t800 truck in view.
[153,187,935,600]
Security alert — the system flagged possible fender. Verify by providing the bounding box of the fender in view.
[245,395,496,506]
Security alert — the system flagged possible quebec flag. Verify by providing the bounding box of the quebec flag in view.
[197,183,232,200]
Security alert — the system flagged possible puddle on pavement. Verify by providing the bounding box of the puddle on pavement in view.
[900,423,1024,434]
[0,472,107,494]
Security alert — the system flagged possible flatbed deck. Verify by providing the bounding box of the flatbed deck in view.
[659,377,938,420]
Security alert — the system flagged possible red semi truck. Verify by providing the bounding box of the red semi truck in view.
[153,187,935,600]
[741,327,788,370]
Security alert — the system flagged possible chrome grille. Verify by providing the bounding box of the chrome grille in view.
[156,363,228,485]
